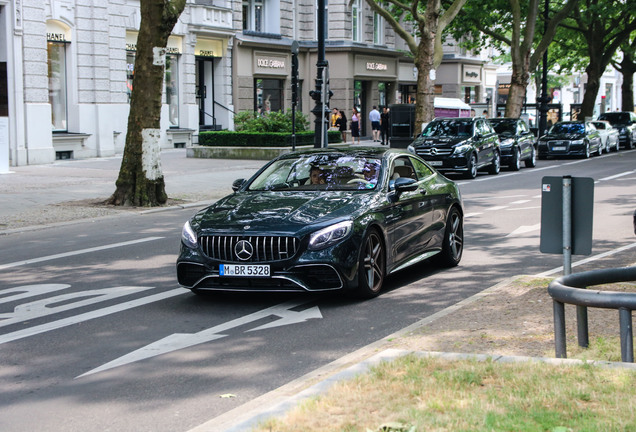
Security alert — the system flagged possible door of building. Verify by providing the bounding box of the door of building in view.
[195,57,219,130]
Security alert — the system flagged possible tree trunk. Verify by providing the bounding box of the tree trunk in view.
[580,61,603,120]
[414,17,437,133]
[618,54,635,111]
[108,0,185,207]
[505,62,530,118]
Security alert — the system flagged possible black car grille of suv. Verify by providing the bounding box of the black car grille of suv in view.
[199,235,300,263]
[416,147,454,156]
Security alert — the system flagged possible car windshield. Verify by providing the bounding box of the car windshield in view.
[591,122,606,130]
[549,123,584,134]
[247,154,383,192]
[490,119,516,136]
[421,119,474,137]
[598,112,629,124]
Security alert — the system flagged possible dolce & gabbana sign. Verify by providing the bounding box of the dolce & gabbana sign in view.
[354,56,396,77]
[366,62,388,71]
[254,52,289,75]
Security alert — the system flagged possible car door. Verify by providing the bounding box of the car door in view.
[476,119,497,166]
[517,120,534,159]
[386,156,434,266]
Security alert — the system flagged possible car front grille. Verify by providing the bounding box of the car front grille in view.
[416,147,454,156]
[199,235,300,263]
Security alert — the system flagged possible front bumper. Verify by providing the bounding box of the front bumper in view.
[538,140,587,157]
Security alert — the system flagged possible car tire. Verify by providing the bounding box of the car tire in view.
[488,150,500,175]
[432,207,463,267]
[629,136,636,150]
[597,141,603,156]
[510,148,521,171]
[583,142,590,159]
[524,146,537,168]
[464,153,477,179]
[355,228,385,299]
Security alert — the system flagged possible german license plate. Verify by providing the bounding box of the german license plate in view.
[219,264,270,277]
[428,161,443,166]
[552,146,566,151]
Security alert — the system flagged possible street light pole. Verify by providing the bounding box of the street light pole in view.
[310,0,328,148]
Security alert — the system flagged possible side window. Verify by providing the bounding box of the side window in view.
[390,157,416,180]
[410,157,433,180]
[519,121,528,134]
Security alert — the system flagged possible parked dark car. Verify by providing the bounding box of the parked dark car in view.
[537,121,602,159]
[407,117,500,179]
[488,117,537,170]
[176,148,464,299]
[597,111,636,149]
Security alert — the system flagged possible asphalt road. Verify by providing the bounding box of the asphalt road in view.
[0,150,634,431]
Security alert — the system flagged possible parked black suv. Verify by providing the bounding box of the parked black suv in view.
[407,117,500,179]
[488,118,537,170]
[597,111,636,149]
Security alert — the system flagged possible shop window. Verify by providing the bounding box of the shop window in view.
[373,12,383,45]
[255,78,283,115]
[351,0,361,42]
[378,82,386,107]
[48,41,68,131]
[126,51,135,103]
[165,54,179,127]
[463,86,476,104]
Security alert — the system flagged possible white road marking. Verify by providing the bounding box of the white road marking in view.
[0,237,164,270]
[486,206,508,211]
[510,200,531,205]
[77,300,323,378]
[464,212,482,218]
[535,242,636,277]
[507,223,541,237]
[0,288,184,345]
[598,170,636,182]
[0,286,158,328]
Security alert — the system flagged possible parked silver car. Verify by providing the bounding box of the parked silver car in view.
[590,120,619,153]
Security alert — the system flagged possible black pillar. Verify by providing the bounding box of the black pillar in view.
[311,0,327,148]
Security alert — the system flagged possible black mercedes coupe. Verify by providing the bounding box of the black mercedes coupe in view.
[176,148,464,299]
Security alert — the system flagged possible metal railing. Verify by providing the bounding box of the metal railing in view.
[547,266,636,362]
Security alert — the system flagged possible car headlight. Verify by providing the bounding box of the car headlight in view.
[406,144,415,154]
[571,139,584,145]
[499,138,514,148]
[453,144,472,155]
[308,221,353,251]
[181,220,198,249]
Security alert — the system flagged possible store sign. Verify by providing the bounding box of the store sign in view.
[195,38,223,57]
[257,58,286,69]
[46,20,71,42]
[126,32,182,54]
[463,65,481,83]
[47,33,67,42]
[254,52,289,75]
[366,62,388,71]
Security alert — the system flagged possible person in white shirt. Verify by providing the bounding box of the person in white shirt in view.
[369,106,381,142]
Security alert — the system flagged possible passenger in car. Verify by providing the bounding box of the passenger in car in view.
[310,166,326,185]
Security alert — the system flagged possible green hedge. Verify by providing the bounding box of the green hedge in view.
[198,130,343,147]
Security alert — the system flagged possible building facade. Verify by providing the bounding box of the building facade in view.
[1,0,499,168]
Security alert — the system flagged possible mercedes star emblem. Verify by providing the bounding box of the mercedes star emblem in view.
[234,240,254,261]
[431,148,438,155]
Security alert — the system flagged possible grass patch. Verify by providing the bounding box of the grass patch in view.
[253,355,636,432]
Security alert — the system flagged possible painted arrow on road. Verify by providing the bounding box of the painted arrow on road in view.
[77,299,322,378]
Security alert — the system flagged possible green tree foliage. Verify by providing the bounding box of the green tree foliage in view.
[556,0,636,117]
[365,0,467,133]
[613,35,636,111]
[448,0,578,118]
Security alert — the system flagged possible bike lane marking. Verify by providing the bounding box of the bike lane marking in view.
[0,237,164,270]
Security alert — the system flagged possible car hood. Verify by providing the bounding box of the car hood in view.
[542,132,586,140]
[191,191,375,234]
[413,136,467,148]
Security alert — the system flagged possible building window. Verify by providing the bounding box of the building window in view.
[165,54,179,127]
[255,78,283,114]
[243,0,264,32]
[352,0,361,42]
[373,12,383,45]
[463,86,476,104]
[48,41,68,131]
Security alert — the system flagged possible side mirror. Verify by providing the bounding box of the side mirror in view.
[232,179,246,192]
[394,177,418,192]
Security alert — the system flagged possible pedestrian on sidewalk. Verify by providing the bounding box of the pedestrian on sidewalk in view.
[369,106,381,142]
[380,106,390,145]
[350,107,361,145]
[335,109,348,144]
